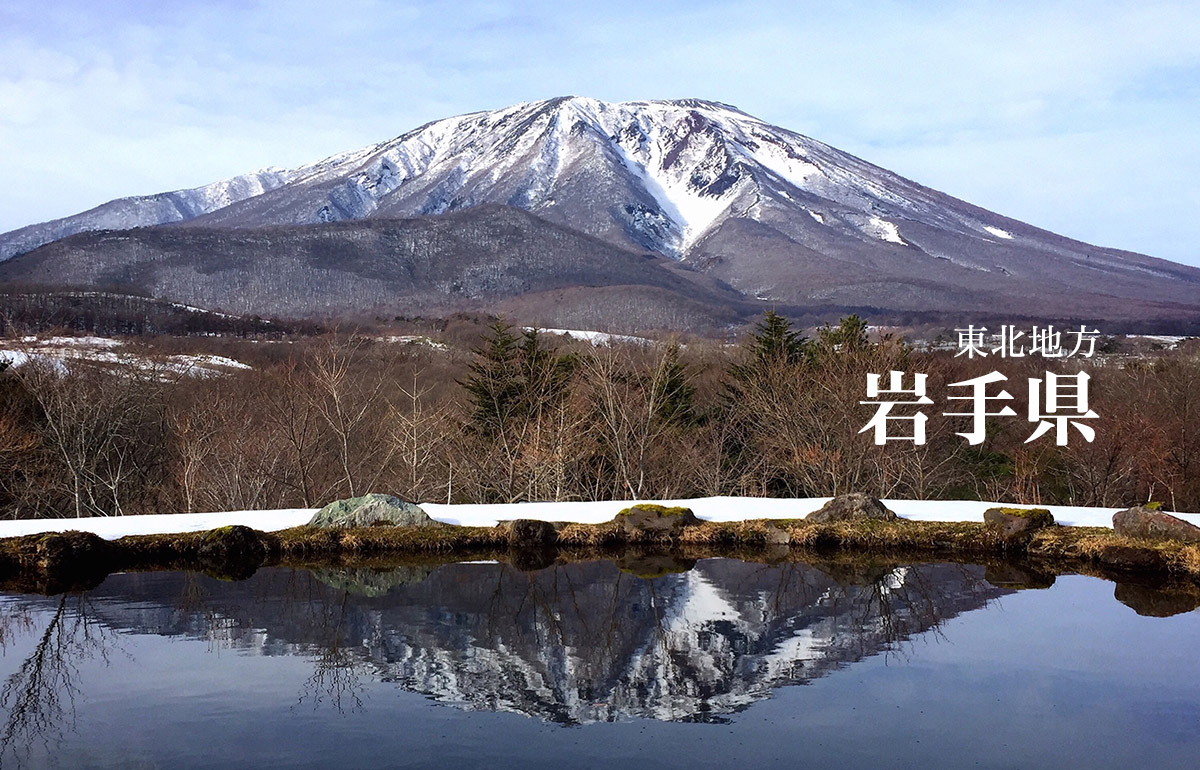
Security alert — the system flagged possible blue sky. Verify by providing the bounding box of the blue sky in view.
[2,0,1198,266]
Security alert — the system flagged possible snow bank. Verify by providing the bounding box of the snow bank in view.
[0,509,318,540]
[1,498,1196,541]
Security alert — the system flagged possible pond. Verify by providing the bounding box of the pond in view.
[1,558,1198,769]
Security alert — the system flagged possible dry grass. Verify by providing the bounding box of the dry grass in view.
[268,523,508,558]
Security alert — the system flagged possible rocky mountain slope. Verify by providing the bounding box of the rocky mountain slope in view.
[0,205,750,327]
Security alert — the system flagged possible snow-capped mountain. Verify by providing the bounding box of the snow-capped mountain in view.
[3,96,1199,323]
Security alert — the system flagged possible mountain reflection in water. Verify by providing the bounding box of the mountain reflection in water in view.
[1,558,1006,732]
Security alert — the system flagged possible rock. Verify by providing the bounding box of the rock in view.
[614,504,701,535]
[616,553,697,579]
[308,494,437,529]
[18,530,117,592]
[312,565,435,596]
[762,524,791,545]
[1095,543,1168,572]
[805,494,897,524]
[197,525,268,580]
[983,563,1057,589]
[1112,505,1200,544]
[32,530,114,575]
[507,519,558,548]
[982,507,1055,542]
[508,548,557,572]
[1114,580,1200,617]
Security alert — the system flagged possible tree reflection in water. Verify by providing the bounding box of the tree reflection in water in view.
[297,590,366,714]
[0,594,118,767]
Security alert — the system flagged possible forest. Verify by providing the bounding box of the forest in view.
[1,313,1197,520]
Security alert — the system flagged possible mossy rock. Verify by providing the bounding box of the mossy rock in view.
[983,507,1055,542]
[308,494,437,529]
[32,530,115,574]
[617,504,693,518]
[991,507,1055,524]
[16,530,117,593]
[197,525,268,580]
[613,504,701,535]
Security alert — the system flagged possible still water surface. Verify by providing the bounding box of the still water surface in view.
[0,559,1197,769]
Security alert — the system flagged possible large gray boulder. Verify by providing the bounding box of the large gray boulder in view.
[1112,505,1200,544]
[308,493,437,529]
[805,493,897,523]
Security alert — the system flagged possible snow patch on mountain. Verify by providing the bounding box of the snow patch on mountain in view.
[867,216,907,245]
[751,143,823,190]
[984,225,1014,240]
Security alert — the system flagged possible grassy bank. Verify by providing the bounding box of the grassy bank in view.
[1,516,1199,595]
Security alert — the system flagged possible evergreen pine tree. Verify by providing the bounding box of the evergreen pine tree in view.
[462,323,574,436]
[518,327,574,418]
[728,310,808,385]
[461,319,522,436]
[815,313,870,353]
[652,343,695,426]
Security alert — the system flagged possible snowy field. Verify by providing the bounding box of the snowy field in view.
[0,336,249,376]
[0,497,1197,541]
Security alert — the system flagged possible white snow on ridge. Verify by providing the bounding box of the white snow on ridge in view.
[749,143,822,191]
[321,97,842,254]
[574,100,738,252]
[984,225,1014,240]
[867,217,906,245]
[1,496,1195,541]
[180,168,295,213]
